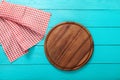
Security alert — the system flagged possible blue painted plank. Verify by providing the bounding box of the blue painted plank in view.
[6,0,120,9]
[0,64,120,80]
[0,0,119,80]
[45,10,120,27]
[2,27,119,46]
[0,46,120,64]
[37,28,120,45]
[1,27,120,46]
[0,10,119,27]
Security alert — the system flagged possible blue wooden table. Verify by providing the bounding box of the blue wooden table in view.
[0,0,120,80]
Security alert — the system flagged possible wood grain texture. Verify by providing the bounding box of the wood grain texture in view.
[45,22,94,70]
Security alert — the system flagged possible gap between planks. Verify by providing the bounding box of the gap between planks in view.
[0,63,120,65]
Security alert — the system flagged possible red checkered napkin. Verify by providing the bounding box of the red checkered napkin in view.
[0,1,51,62]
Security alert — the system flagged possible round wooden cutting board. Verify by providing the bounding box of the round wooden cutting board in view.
[44,22,94,70]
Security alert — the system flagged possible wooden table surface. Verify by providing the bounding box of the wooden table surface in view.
[0,0,120,80]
